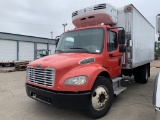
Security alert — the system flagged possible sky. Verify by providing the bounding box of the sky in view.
[0,0,159,39]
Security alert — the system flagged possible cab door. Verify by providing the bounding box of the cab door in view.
[106,30,122,78]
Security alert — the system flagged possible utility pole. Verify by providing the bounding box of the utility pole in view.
[50,31,53,39]
[62,23,67,32]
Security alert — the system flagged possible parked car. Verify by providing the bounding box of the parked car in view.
[153,73,160,120]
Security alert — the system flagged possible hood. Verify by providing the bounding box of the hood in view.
[29,53,101,70]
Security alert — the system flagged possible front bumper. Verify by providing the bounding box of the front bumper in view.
[25,84,91,109]
[156,107,160,120]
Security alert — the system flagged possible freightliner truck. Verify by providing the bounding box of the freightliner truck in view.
[26,3,155,119]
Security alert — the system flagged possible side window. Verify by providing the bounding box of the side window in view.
[107,31,118,52]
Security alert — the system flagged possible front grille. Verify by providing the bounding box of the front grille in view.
[27,67,55,87]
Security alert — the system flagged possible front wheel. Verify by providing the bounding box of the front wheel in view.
[87,76,113,119]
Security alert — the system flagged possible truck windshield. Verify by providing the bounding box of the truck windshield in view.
[56,28,104,54]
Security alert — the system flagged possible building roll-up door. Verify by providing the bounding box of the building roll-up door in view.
[19,42,34,61]
[49,44,56,54]
[0,40,17,61]
[37,43,47,50]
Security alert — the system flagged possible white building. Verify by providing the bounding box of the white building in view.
[0,32,56,61]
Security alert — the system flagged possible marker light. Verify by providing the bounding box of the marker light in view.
[127,7,132,11]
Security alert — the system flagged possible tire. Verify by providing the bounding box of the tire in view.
[2,64,5,67]
[133,67,141,83]
[87,76,114,119]
[133,65,149,84]
[140,65,149,84]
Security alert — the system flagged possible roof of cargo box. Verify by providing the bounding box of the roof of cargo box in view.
[126,4,154,28]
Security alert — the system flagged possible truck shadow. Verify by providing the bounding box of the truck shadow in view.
[113,76,153,104]
[121,76,137,87]
[31,100,92,120]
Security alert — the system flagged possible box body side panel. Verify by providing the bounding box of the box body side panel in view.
[132,8,155,68]
[115,5,155,69]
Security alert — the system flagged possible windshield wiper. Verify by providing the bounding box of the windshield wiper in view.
[55,50,63,53]
[70,47,89,53]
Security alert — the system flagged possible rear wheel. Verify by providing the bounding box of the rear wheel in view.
[133,65,149,84]
[87,76,113,119]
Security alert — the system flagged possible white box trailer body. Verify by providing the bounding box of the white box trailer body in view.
[72,4,155,69]
[114,4,155,69]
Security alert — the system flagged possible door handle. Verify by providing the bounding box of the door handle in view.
[109,54,114,57]
[109,54,122,57]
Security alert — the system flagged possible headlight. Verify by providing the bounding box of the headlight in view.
[64,76,88,85]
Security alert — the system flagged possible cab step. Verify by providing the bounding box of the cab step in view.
[112,77,126,96]
[112,77,122,83]
[114,87,126,96]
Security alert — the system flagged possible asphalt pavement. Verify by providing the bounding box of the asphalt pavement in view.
[0,68,158,120]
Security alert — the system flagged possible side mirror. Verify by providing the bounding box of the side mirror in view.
[119,45,126,52]
[118,30,125,44]
[156,14,160,35]
[55,36,60,47]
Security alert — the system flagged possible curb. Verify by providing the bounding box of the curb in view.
[151,67,160,68]
[0,69,16,73]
